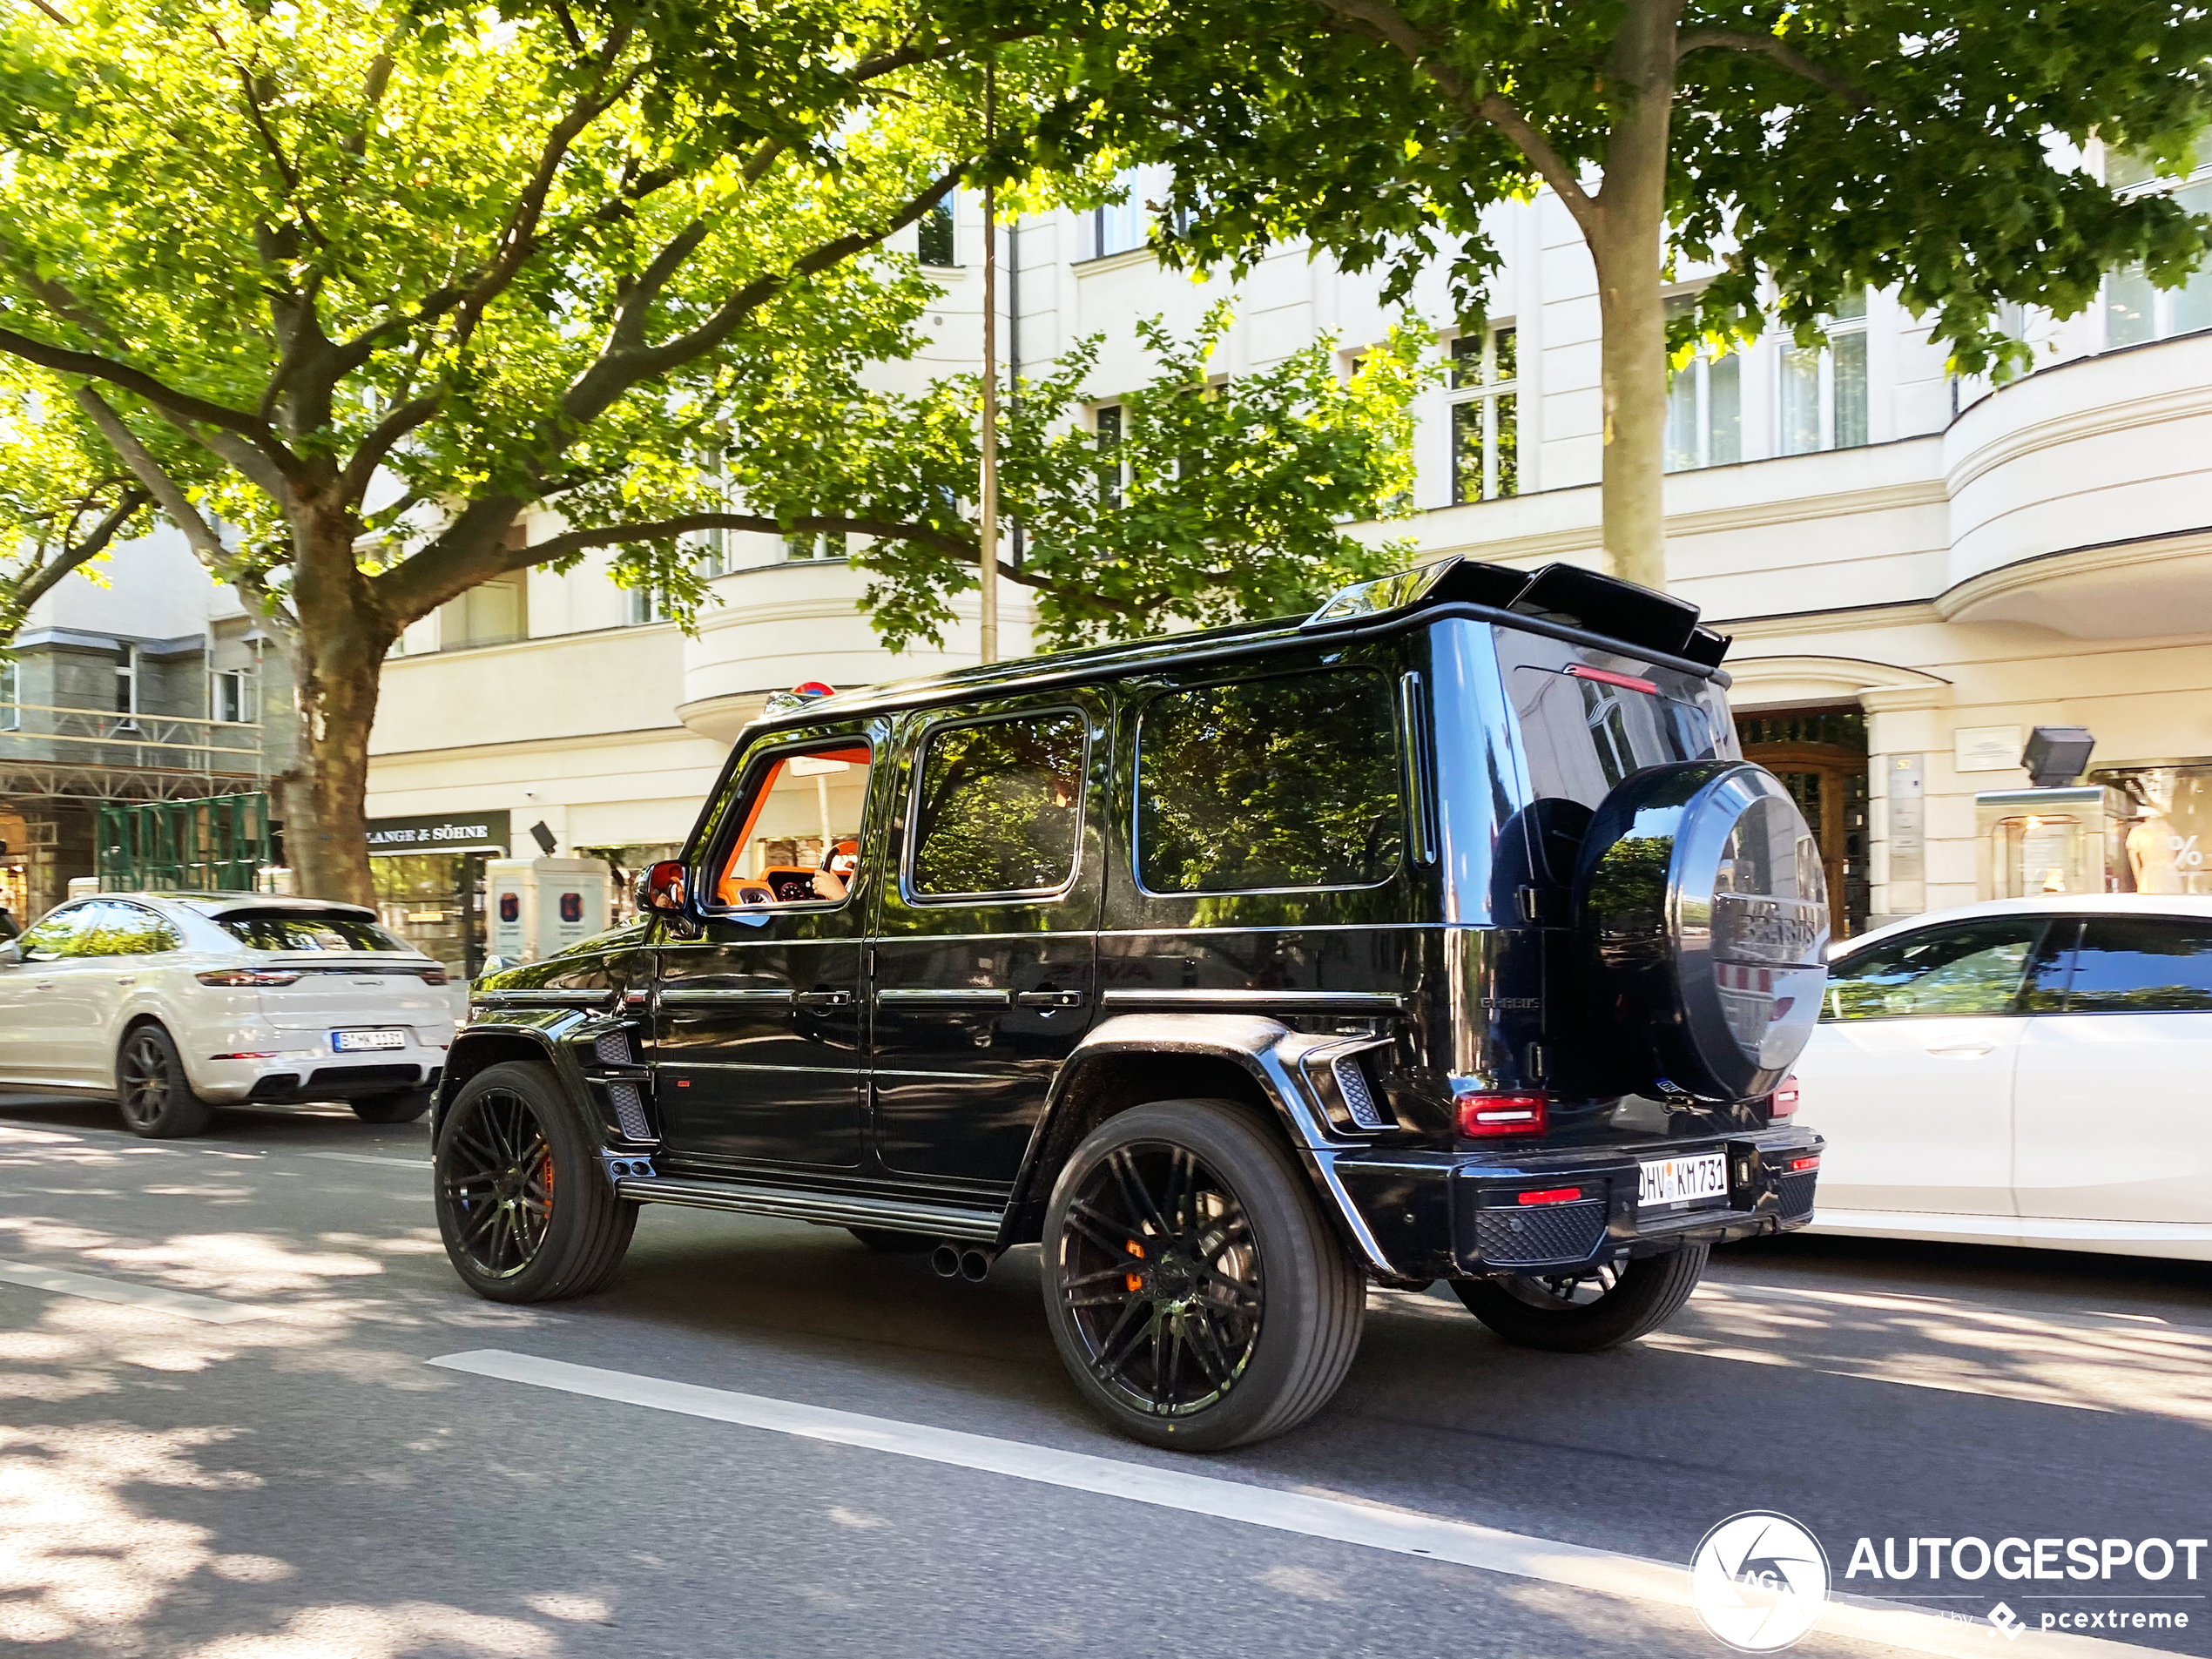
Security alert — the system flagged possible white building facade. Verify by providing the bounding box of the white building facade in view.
[341,147,2212,952]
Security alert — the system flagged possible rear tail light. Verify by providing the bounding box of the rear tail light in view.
[212,1052,278,1061]
[1768,1075,1800,1118]
[419,967,449,985]
[197,968,301,987]
[1456,1091,1548,1138]
[1517,1186,1582,1206]
[1788,1156,1821,1173]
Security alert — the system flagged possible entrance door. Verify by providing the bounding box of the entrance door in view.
[1737,707,1870,937]
[1797,914,2053,1215]
[652,725,880,1171]
[2013,914,2212,1224]
[869,698,1108,1188]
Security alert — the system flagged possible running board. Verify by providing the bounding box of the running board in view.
[612,1175,1004,1242]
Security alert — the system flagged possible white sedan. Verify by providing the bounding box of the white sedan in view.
[0,891,454,1138]
[1793,894,2212,1261]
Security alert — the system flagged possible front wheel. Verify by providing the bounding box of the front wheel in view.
[115,1024,212,1139]
[1042,1098,1366,1452]
[1452,1244,1707,1353]
[434,1062,636,1304]
[351,1089,432,1125]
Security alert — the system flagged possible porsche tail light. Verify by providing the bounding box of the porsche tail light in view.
[1456,1091,1548,1138]
[196,968,301,987]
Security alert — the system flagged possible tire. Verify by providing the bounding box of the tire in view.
[1041,1098,1366,1452]
[350,1089,432,1125]
[434,1061,636,1304]
[1452,1244,1708,1353]
[115,1023,213,1139]
[848,1227,934,1253]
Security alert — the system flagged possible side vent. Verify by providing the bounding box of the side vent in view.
[608,1081,652,1142]
[594,1030,633,1066]
[1332,1055,1391,1131]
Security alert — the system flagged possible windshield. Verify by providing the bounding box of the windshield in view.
[218,913,409,953]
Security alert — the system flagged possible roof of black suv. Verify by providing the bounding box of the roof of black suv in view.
[763,556,1730,734]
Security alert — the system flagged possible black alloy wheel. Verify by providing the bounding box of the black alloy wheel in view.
[1042,1099,1366,1451]
[114,1024,212,1138]
[434,1061,635,1304]
[1452,1244,1709,1353]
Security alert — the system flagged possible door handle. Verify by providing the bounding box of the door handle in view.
[1924,1042,1995,1057]
[32,981,54,991]
[1015,989,1088,1009]
[114,977,136,988]
[793,989,855,1008]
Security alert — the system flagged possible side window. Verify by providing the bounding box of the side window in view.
[65,900,179,957]
[1136,668,1402,894]
[711,740,874,908]
[2057,916,2212,1012]
[1822,918,2047,1020]
[909,711,1088,900]
[17,908,79,962]
[1514,666,1718,805]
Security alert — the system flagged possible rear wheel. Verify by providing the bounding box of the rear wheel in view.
[115,1024,212,1139]
[350,1089,432,1125]
[434,1061,635,1303]
[1042,1098,1365,1452]
[1452,1244,1707,1353]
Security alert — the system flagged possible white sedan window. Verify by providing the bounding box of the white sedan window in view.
[1824,919,2047,1020]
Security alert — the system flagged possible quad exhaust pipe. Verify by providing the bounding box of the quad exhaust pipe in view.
[930,1243,997,1283]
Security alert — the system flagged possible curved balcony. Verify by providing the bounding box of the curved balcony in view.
[675,558,1033,742]
[1940,330,2212,637]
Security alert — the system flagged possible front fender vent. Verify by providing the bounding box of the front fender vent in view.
[594,1030,634,1066]
[608,1081,652,1142]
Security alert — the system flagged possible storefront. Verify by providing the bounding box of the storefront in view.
[365,810,510,978]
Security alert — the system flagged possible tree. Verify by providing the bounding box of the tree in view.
[717,300,1436,651]
[0,0,1032,904]
[1048,0,2212,589]
[0,364,158,647]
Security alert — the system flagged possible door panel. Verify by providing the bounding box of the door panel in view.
[0,906,81,1079]
[653,725,882,1171]
[2013,914,2212,1224]
[1797,914,2053,1215]
[870,698,1108,1186]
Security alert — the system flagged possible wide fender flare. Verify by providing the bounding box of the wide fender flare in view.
[1001,1012,1395,1272]
[435,1010,617,1144]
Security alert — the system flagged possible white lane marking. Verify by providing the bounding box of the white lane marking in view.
[428,1350,2155,1659]
[302,1152,428,1170]
[0,1258,269,1324]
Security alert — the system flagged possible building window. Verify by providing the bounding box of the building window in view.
[1778,292,1869,457]
[1448,326,1518,504]
[439,577,527,649]
[1094,169,1150,259]
[784,525,844,562]
[115,644,139,727]
[2104,174,2212,345]
[1094,403,1126,508]
[0,660,16,730]
[919,192,956,266]
[1663,296,1742,472]
[211,668,253,724]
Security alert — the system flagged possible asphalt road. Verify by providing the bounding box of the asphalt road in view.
[2,1089,2207,1659]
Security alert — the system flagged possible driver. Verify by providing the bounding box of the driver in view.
[811,838,860,901]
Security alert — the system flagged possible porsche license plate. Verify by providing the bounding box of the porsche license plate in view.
[333,1028,407,1052]
[1638,1151,1729,1210]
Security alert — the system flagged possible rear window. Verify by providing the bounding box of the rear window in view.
[1514,665,1718,806]
[2050,915,2212,1012]
[219,914,408,953]
[1136,668,1403,894]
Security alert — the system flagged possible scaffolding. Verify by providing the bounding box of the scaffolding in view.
[96,792,271,893]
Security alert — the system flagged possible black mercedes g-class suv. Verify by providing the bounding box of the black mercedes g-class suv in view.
[434,556,1829,1449]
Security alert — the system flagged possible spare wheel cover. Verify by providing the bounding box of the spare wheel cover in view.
[1575,760,1830,1100]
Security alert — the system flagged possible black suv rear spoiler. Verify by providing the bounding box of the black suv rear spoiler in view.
[1304,556,1732,671]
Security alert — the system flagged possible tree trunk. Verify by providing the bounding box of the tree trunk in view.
[1590,0,1683,593]
[284,517,394,907]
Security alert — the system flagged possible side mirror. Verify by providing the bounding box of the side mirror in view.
[0,941,18,968]
[637,860,699,936]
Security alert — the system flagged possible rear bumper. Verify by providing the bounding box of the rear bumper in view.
[203,1061,442,1105]
[1322,1127,1824,1281]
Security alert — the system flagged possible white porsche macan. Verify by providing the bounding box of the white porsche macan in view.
[0,891,455,1137]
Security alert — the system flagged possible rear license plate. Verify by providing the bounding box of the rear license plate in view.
[333,1028,407,1052]
[1638,1151,1729,1210]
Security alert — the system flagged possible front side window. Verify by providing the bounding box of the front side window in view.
[1137,669,1403,894]
[712,741,874,907]
[909,712,1088,899]
[17,908,78,962]
[1823,918,2047,1020]
[219,914,406,952]
[2050,915,2212,1012]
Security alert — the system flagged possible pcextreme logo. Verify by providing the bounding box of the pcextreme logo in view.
[1689,1511,1832,1652]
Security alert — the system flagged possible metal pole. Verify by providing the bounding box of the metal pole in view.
[977,64,1000,664]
